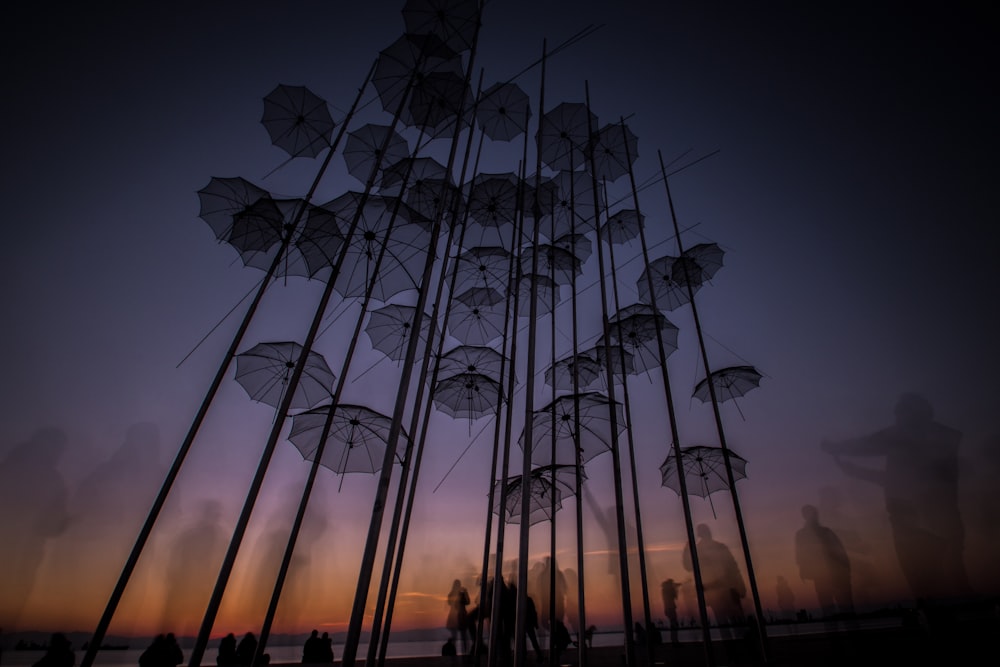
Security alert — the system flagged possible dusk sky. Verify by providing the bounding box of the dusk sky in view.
[2,0,997,645]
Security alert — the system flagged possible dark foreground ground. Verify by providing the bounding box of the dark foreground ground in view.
[303,603,999,667]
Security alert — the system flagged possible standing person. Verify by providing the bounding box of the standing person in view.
[301,630,319,664]
[660,578,682,645]
[446,579,471,655]
[822,393,972,602]
[682,524,747,640]
[217,634,237,667]
[33,633,74,667]
[795,504,855,627]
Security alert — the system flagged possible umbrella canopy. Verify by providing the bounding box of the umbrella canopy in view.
[537,102,597,172]
[288,403,405,474]
[372,33,462,115]
[260,84,335,159]
[197,176,286,262]
[342,123,411,184]
[547,169,604,238]
[438,345,507,384]
[380,156,451,195]
[638,243,726,312]
[587,122,638,183]
[449,286,506,345]
[544,353,602,391]
[585,342,637,378]
[466,172,521,230]
[693,366,763,404]
[453,246,511,291]
[521,392,626,466]
[404,70,473,138]
[605,303,680,375]
[520,244,582,286]
[477,81,531,141]
[365,304,435,362]
[660,445,748,498]
[494,472,562,526]
[432,371,503,420]
[401,0,481,53]
[552,232,593,265]
[234,341,336,411]
[600,209,644,246]
[517,273,561,316]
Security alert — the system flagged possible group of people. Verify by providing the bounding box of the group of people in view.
[216,632,268,666]
[139,634,183,667]
[301,630,334,664]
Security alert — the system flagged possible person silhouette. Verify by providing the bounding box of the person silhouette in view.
[682,524,747,639]
[301,630,319,664]
[822,393,972,602]
[446,578,470,654]
[32,633,74,667]
[660,578,682,645]
[235,633,263,666]
[217,633,237,667]
[441,637,456,657]
[318,633,332,663]
[795,504,855,629]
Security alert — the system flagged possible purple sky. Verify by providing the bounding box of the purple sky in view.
[2,0,997,639]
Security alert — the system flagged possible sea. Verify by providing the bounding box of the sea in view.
[0,618,902,667]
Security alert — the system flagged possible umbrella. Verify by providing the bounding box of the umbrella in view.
[197,177,287,263]
[372,33,463,115]
[494,472,563,526]
[552,232,593,265]
[520,244,581,286]
[600,209,644,246]
[402,0,481,53]
[521,392,626,467]
[404,70,473,138]
[544,353,602,391]
[234,341,336,412]
[288,403,405,474]
[637,254,699,312]
[680,242,725,284]
[432,371,503,421]
[477,81,531,141]
[693,366,763,419]
[517,273,561,316]
[453,246,511,290]
[318,192,432,301]
[380,156,450,195]
[585,342,637,378]
[587,122,638,183]
[260,84,335,159]
[438,345,508,384]
[406,176,461,223]
[365,304,434,362]
[660,445,748,517]
[466,172,521,230]
[547,169,604,238]
[294,203,345,279]
[342,124,411,184]
[537,102,597,172]
[605,303,680,375]
[449,286,506,345]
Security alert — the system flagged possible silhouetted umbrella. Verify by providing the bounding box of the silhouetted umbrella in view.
[342,124,411,184]
[586,342,637,378]
[494,472,562,526]
[261,84,335,159]
[637,254,698,312]
[517,273,561,316]
[520,244,581,286]
[601,209,644,246]
[234,341,336,411]
[449,286,506,345]
[467,172,521,230]
[402,0,481,53]
[433,372,503,420]
[660,445,747,517]
[552,232,593,264]
[197,177,287,262]
[693,366,763,414]
[587,122,638,183]
[605,304,679,375]
[454,246,511,290]
[521,392,626,466]
[537,102,597,172]
[380,156,450,194]
[477,81,531,141]
[404,70,473,137]
[544,353,602,391]
[372,33,462,115]
[288,404,405,474]
[365,304,434,362]
[295,203,345,279]
[318,192,432,301]
[548,169,603,237]
[406,176,461,222]
[438,345,507,384]
[680,242,725,284]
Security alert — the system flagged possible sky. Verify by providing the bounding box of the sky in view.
[2,0,998,647]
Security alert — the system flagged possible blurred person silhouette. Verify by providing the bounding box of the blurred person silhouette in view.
[534,556,567,634]
[217,633,237,667]
[661,578,682,645]
[235,632,266,666]
[446,578,470,654]
[161,499,224,636]
[32,632,74,667]
[775,575,796,621]
[440,637,456,657]
[551,620,572,664]
[682,523,747,640]
[795,504,855,629]
[633,621,646,646]
[822,393,973,602]
[562,567,580,638]
[318,633,332,663]
[301,630,320,664]
[0,428,71,629]
[140,633,183,667]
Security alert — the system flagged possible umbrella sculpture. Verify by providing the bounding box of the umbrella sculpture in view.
[453,246,512,290]
[342,123,411,184]
[260,84,336,159]
[432,371,503,421]
[601,208,644,246]
[521,392,627,467]
[660,445,748,518]
[234,341,336,412]
[380,156,450,194]
[517,272,561,317]
[587,122,639,183]
[547,169,604,238]
[520,243,581,286]
[638,243,726,313]
[364,304,435,362]
[401,0,481,54]
[537,101,597,172]
[197,176,287,264]
[476,81,532,141]
[403,69,474,138]
[605,303,680,376]
[553,231,593,265]
[288,403,405,475]
[371,32,462,116]
[544,353,602,392]
[466,172,522,231]
[693,365,763,419]
[494,472,563,526]
[449,286,506,345]
[437,345,508,384]
[585,342,637,378]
